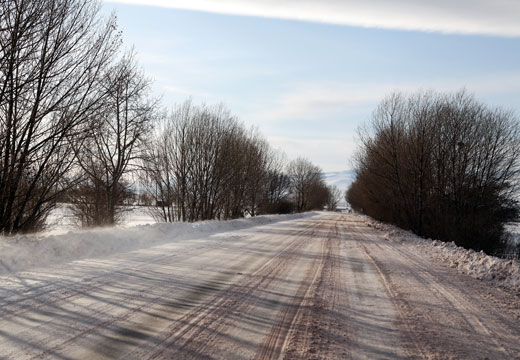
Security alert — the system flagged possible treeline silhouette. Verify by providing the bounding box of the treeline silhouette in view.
[347,90,520,255]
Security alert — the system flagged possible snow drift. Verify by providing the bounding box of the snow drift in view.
[0,212,317,275]
[365,218,520,290]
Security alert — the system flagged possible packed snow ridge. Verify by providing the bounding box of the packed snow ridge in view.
[365,218,520,291]
[0,212,317,275]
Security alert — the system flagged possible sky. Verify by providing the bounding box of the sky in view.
[102,0,520,172]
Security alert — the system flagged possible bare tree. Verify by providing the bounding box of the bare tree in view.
[141,113,177,222]
[258,150,292,214]
[142,101,282,222]
[71,52,155,227]
[142,102,235,222]
[243,132,270,217]
[288,157,328,212]
[0,0,120,234]
[218,127,271,218]
[326,185,342,211]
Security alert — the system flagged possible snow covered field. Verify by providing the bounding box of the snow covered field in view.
[43,204,156,236]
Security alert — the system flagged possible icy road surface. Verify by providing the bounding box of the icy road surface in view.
[0,213,519,359]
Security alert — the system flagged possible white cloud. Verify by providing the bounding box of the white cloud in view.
[256,72,520,124]
[105,0,520,37]
[261,83,399,121]
[242,72,520,171]
[268,136,358,172]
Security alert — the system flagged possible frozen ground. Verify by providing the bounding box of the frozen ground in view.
[0,213,518,359]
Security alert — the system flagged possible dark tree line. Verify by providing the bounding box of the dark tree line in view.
[347,90,520,255]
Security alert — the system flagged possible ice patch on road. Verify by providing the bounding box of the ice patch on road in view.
[0,212,317,275]
[365,218,520,291]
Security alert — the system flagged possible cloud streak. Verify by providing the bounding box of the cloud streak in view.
[268,136,357,172]
[105,0,520,37]
[255,71,520,124]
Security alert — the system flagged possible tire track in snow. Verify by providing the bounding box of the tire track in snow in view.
[255,219,331,360]
[282,217,352,359]
[144,220,323,359]
[355,219,520,359]
[5,219,313,359]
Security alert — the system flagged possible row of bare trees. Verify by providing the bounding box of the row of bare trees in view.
[0,0,330,234]
[0,0,126,234]
[141,101,330,223]
[347,90,520,254]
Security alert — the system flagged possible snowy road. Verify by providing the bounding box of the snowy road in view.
[0,213,519,359]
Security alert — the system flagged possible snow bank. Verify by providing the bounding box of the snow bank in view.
[0,212,317,275]
[365,219,520,291]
